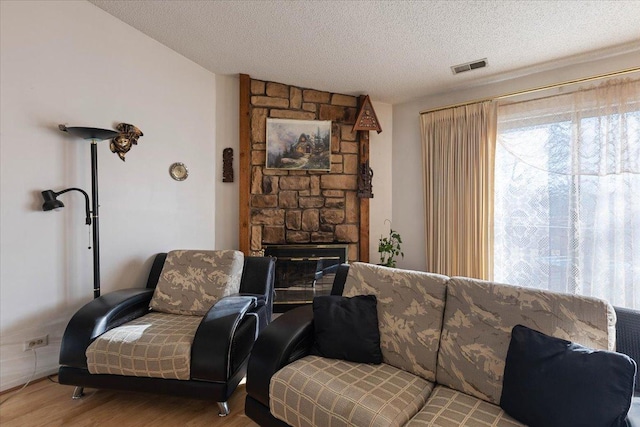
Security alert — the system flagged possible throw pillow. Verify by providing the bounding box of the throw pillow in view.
[150,250,244,316]
[500,324,637,427]
[311,295,382,364]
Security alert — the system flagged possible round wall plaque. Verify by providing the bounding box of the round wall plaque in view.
[169,162,189,181]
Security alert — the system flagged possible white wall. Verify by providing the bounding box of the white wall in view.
[369,102,393,264]
[392,49,640,272]
[214,75,240,249]
[0,0,221,391]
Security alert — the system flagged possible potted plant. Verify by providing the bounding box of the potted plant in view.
[378,221,404,267]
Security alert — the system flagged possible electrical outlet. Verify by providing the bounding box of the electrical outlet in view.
[24,335,48,351]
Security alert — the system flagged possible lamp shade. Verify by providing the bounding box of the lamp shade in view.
[58,125,118,141]
[41,190,64,211]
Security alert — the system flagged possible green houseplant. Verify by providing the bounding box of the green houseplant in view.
[378,221,404,267]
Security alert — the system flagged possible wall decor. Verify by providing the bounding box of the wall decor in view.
[169,162,189,181]
[223,147,234,182]
[110,123,144,161]
[266,118,331,171]
[352,95,382,134]
[358,160,374,198]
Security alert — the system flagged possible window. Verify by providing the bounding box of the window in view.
[494,79,640,309]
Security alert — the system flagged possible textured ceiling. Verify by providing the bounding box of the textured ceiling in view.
[89,0,640,104]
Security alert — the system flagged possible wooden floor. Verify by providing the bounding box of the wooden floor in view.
[0,376,260,427]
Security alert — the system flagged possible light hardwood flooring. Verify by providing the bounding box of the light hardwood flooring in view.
[0,376,260,427]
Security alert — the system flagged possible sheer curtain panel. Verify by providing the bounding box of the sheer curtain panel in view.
[494,78,640,308]
[420,101,497,279]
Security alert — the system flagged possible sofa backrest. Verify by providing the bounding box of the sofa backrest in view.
[342,262,449,382]
[436,276,616,405]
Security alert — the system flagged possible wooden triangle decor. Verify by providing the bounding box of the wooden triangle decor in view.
[352,95,382,134]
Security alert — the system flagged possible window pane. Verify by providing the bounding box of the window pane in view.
[494,82,640,309]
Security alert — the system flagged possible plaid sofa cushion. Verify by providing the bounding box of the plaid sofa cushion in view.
[149,250,244,316]
[436,276,616,405]
[270,355,434,427]
[405,385,525,427]
[342,262,449,382]
[86,312,202,380]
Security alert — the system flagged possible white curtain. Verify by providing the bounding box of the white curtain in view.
[494,78,640,308]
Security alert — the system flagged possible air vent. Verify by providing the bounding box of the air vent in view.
[451,58,488,75]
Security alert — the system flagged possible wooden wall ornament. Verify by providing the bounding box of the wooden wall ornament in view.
[223,147,234,182]
[357,159,374,198]
[352,95,382,134]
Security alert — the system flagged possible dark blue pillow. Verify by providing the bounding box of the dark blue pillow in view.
[500,324,637,427]
[311,295,382,364]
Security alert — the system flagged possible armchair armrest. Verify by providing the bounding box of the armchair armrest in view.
[237,293,266,308]
[246,304,315,407]
[615,306,640,393]
[59,288,155,369]
[191,295,259,382]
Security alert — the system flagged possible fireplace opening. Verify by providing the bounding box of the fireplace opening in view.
[263,244,348,311]
[264,244,348,288]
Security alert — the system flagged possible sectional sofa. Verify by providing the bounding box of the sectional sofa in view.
[245,262,637,426]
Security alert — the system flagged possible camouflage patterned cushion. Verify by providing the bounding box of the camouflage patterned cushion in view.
[436,276,616,405]
[149,250,244,316]
[342,262,449,382]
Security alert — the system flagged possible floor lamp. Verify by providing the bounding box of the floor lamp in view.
[41,126,119,299]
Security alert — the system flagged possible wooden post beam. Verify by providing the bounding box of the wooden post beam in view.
[239,74,251,255]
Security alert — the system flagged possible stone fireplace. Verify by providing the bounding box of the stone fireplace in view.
[239,75,369,264]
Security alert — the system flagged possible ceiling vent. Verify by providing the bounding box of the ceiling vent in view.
[451,58,488,75]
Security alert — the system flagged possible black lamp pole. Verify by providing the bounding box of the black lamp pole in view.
[42,126,119,299]
[90,141,100,299]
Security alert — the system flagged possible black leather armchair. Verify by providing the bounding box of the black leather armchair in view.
[58,253,275,416]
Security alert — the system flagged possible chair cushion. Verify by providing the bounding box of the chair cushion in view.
[436,276,615,404]
[311,294,382,364]
[86,312,201,380]
[342,262,449,382]
[270,355,434,427]
[500,324,636,427]
[405,385,525,427]
[149,249,244,315]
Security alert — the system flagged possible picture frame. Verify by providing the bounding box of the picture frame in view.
[266,118,332,170]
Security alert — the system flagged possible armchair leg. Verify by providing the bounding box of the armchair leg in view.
[217,401,230,417]
[71,386,84,399]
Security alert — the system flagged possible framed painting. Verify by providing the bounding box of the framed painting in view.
[266,118,331,170]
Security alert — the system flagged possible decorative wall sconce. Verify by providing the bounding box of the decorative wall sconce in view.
[41,124,143,299]
[223,148,234,182]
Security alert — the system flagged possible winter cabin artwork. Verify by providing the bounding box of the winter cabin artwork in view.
[266,118,332,170]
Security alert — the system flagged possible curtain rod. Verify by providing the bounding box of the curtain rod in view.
[419,67,640,115]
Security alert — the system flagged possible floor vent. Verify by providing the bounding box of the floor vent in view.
[451,58,488,75]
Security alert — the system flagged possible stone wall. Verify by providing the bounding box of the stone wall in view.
[249,79,361,261]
